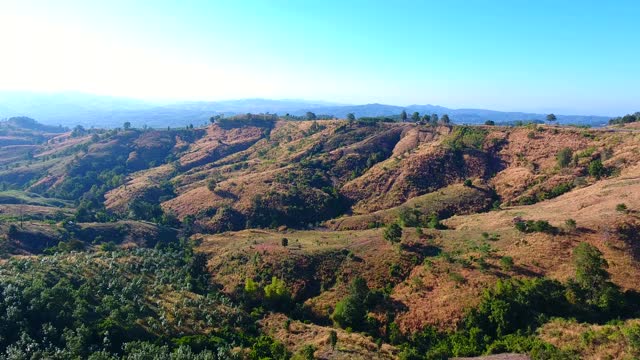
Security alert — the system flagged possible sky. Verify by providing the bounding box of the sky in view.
[0,0,638,115]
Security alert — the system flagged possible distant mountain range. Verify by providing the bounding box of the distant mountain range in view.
[0,91,612,128]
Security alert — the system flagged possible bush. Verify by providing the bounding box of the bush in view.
[514,219,557,234]
[332,277,370,330]
[329,330,338,349]
[588,159,607,179]
[384,223,403,244]
[616,203,628,213]
[294,345,316,360]
[565,219,577,231]
[557,148,573,168]
[484,120,495,126]
[499,256,514,271]
[443,126,487,151]
[624,324,640,353]
[463,179,473,187]
[206,178,217,191]
[281,238,288,247]
[264,277,291,310]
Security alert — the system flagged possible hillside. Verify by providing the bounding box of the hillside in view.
[0,117,638,358]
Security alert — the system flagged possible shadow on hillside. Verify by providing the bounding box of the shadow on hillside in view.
[212,189,238,200]
[402,242,442,258]
[512,265,543,277]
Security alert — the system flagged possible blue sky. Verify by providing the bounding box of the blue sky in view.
[1,0,638,115]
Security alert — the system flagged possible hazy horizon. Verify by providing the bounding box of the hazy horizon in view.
[1,1,639,116]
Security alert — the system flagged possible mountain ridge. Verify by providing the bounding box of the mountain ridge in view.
[0,91,611,128]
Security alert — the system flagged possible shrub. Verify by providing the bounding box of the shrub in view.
[384,223,403,244]
[100,242,117,252]
[281,238,288,247]
[449,272,466,284]
[244,277,261,298]
[295,345,316,360]
[565,219,577,231]
[463,179,473,187]
[443,126,487,151]
[567,242,624,314]
[588,159,607,179]
[485,120,495,126]
[329,330,338,350]
[398,207,421,227]
[514,220,557,234]
[557,148,573,168]
[389,263,402,278]
[499,256,514,271]
[426,212,446,230]
[332,277,370,330]
[624,324,640,353]
[206,178,217,192]
[264,277,291,309]
[616,203,628,213]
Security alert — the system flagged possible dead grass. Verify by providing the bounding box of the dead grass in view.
[261,313,397,359]
[538,318,640,360]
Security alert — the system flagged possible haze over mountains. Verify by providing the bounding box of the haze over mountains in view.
[0,91,611,128]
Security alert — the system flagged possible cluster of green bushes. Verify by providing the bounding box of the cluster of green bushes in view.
[397,207,446,229]
[243,276,292,312]
[443,126,487,151]
[514,219,558,234]
[331,277,391,336]
[0,244,296,359]
[395,243,639,359]
[517,182,574,205]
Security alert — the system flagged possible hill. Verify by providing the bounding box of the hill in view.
[0,117,639,358]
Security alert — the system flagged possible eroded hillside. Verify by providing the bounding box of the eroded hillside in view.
[1,117,640,359]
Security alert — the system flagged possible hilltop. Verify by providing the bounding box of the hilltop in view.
[0,115,639,358]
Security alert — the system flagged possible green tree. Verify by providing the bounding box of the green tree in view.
[485,120,495,126]
[384,223,403,244]
[346,113,356,122]
[332,277,369,330]
[440,114,451,124]
[306,112,317,120]
[123,122,131,130]
[401,110,408,122]
[430,114,439,125]
[588,159,606,179]
[546,113,557,122]
[568,242,622,312]
[329,330,338,350]
[573,243,609,291]
[264,277,291,309]
[556,147,573,168]
[349,276,370,302]
[245,277,260,298]
[411,112,420,122]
